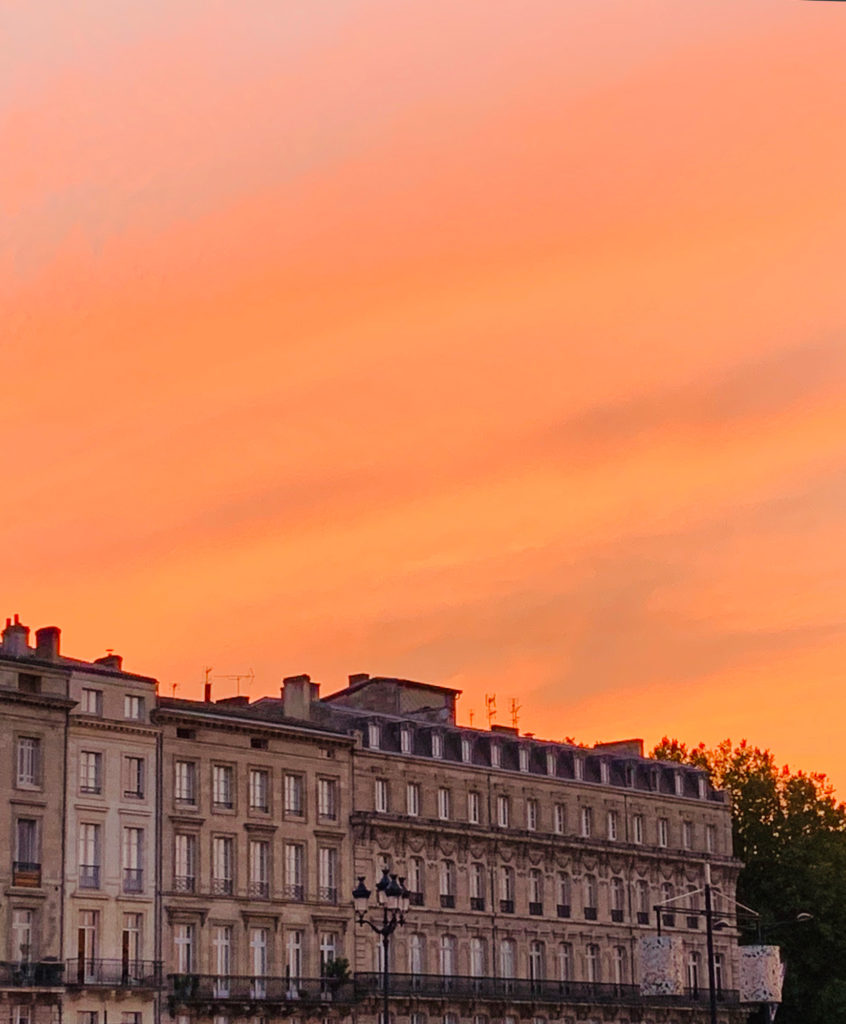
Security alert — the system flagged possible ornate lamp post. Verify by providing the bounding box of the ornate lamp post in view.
[353,869,411,1024]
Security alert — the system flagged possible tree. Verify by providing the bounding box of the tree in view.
[650,738,846,1024]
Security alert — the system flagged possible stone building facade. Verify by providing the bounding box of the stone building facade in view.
[0,615,758,1024]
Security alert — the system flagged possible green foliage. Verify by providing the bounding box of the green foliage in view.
[650,737,846,1024]
[322,956,351,981]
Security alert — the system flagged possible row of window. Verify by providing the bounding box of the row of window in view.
[77,687,145,720]
[172,834,339,903]
[398,858,705,925]
[6,906,146,967]
[375,781,719,852]
[14,736,146,798]
[173,761,339,819]
[366,722,707,798]
[172,922,340,981]
[10,1013,141,1024]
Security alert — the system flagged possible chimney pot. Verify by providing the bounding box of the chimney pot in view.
[204,682,212,702]
[93,653,122,671]
[2,616,30,657]
[348,673,370,686]
[35,626,61,661]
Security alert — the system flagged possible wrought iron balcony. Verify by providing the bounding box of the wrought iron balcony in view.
[409,891,424,906]
[611,910,624,923]
[584,907,598,921]
[211,877,233,896]
[65,959,162,988]
[11,862,41,888]
[249,881,270,899]
[79,865,100,889]
[173,875,196,894]
[0,961,64,987]
[557,904,571,918]
[440,894,455,909]
[636,911,650,925]
[529,902,543,916]
[123,868,144,893]
[470,897,485,911]
[168,974,356,1006]
[319,886,338,904]
[283,883,304,901]
[499,899,514,914]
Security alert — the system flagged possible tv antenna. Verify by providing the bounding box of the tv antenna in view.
[510,698,521,728]
[214,668,255,696]
[468,709,475,727]
[485,693,497,727]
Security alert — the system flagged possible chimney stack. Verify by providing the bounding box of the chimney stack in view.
[348,673,370,686]
[35,626,61,661]
[281,674,319,720]
[204,682,212,702]
[94,653,123,671]
[2,614,30,657]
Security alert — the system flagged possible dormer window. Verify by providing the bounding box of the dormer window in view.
[625,765,635,788]
[431,733,443,759]
[490,742,501,769]
[546,750,556,776]
[600,761,610,785]
[461,737,472,763]
[368,722,381,750]
[400,727,412,755]
[573,757,584,781]
[519,747,529,773]
[698,776,707,799]
[674,772,684,797]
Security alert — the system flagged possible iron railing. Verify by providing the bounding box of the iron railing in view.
[0,961,64,987]
[168,974,355,1004]
[65,959,162,987]
[11,862,41,888]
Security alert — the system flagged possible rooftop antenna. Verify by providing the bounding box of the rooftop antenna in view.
[485,693,497,728]
[510,698,521,728]
[214,668,256,697]
[468,709,475,727]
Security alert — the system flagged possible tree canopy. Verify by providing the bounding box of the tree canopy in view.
[650,738,846,1024]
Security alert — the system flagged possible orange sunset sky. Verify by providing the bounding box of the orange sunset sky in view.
[4,2,846,787]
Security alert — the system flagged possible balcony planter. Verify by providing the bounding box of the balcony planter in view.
[172,973,200,1000]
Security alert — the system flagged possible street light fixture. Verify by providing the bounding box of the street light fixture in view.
[353,869,411,1024]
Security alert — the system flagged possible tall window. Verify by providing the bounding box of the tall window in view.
[658,818,669,847]
[124,695,143,720]
[79,752,102,795]
[490,742,501,768]
[706,824,716,853]
[683,821,693,849]
[557,872,571,916]
[249,839,269,898]
[212,925,232,997]
[439,935,456,975]
[400,727,412,754]
[16,738,40,788]
[284,774,303,815]
[249,769,269,812]
[461,737,472,763]
[529,869,543,913]
[554,804,565,834]
[636,878,650,923]
[546,750,557,776]
[528,941,545,981]
[470,863,486,909]
[408,934,425,974]
[78,823,101,888]
[519,747,530,772]
[661,882,676,926]
[123,913,142,969]
[15,819,39,869]
[584,875,598,919]
[437,788,450,821]
[586,944,600,983]
[500,939,516,978]
[174,761,196,804]
[81,688,102,716]
[439,861,456,908]
[368,722,381,749]
[212,836,233,895]
[499,866,515,912]
[408,857,424,901]
[431,733,443,758]
[573,756,584,780]
[713,953,724,995]
[613,947,627,985]
[251,928,269,997]
[497,795,510,828]
[607,809,618,841]
[12,909,33,963]
[319,931,337,971]
[611,877,625,921]
[319,847,338,903]
[375,779,389,813]
[77,910,98,980]
[122,827,144,892]
[526,798,538,831]
[580,806,592,837]
[318,778,337,819]
[633,813,644,844]
[174,923,195,973]
[286,930,303,983]
[285,843,304,900]
[123,757,144,799]
[406,782,420,817]
[212,765,234,809]
[470,937,487,977]
[687,951,701,993]
[174,834,197,892]
[468,791,481,825]
[557,942,573,981]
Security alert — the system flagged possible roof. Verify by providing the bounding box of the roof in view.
[322,675,462,702]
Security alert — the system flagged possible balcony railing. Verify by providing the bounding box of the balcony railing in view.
[123,868,143,893]
[499,899,514,914]
[636,912,650,925]
[319,886,338,904]
[211,878,233,896]
[173,875,196,894]
[283,884,304,901]
[249,881,270,899]
[557,904,571,918]
[0,961,64,987]
[352,974,741,1008]
[11,862,41,888]
[529,902,543,916]
[584,907,598,921]
[65,959,162,988]
[470,897,485,911]
[409,891,424,906]
[440,894,455,909]
[611,910,624,923]
[79,865,100,889]
[168,974,356,1005]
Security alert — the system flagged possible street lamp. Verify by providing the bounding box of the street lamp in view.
[353,869,411,1024]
